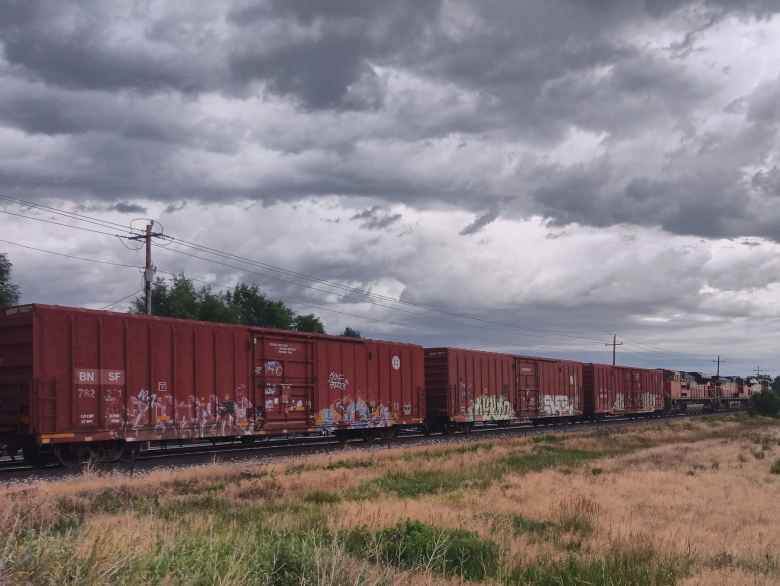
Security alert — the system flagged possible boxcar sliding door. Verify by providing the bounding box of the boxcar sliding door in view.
[253,335,314,432]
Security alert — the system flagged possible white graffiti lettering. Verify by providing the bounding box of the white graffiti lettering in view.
[472,395,514,419]
[328,371,349,391]
[542,395,573,416]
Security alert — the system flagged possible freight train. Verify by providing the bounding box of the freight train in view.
[0,304,756,467]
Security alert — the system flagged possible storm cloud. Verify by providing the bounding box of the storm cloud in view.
[2,1,780,372]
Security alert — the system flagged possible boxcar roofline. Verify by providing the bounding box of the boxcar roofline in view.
[2,303,421,349]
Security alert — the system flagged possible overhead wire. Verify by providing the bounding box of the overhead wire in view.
[157,238,607,344]
[102,289,144,310]
[0,194,139,233]
[0,237,141,270]
[155,240,608,345]
[0,195,724,356]
[0,208,130,239]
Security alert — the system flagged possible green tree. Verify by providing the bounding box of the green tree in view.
[294,313,325,333]
[0,253,20,307]
[198,288,236,323]
[772,377,780,394]
[750,389,780,417]
[133,275,202,319]
[342,327,361,338]
[132,276,325,333]
[225,284,294,329]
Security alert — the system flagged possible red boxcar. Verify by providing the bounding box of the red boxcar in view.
[0,305,424,460]
[424,348,583,428]
[424,348,515,427]
[583,364,664,416]
[515,356,584,419]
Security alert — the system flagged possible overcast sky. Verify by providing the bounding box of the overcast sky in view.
[1,1,780,375]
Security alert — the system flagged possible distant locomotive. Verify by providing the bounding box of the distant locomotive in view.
[663,370,757,412]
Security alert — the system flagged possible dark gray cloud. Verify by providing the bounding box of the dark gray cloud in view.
[460,208,500,235]
[0,2,780,245]
[110,202,147,214]
[351,206,402,230]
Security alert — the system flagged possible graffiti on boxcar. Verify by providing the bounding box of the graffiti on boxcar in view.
[128,388,154,429]
[328,371,349,391]
[316,396,394,431]
[640,392,657,410]
[542,395,574,416]
[613,393,625,411]
[469,394,514,420]
[266,361,283,377]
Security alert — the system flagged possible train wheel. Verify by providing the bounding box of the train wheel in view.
[22,443,48,467]
[55,445,101,472]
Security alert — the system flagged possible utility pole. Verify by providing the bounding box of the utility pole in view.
[754,365,762,378]
[128,221,165,315]
[713,355,720,379]
[605,334,623,366]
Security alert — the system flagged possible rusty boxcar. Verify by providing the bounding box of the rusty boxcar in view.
[424,348,515,430]
[515,356,584,419]
[424,348,583,430]
[0,304,424,464]
[583,364,664,417]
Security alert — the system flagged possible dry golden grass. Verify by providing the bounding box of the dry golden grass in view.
[1,415,778,584]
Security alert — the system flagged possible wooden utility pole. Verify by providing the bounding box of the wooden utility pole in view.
[605,334,623,366]
[128,221,164,315]
[713,355,720,379]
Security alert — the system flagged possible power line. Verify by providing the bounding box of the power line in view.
[0,237,140,269]
[0,196,636,346]
[0,208,129,239]
[155,241,607,345]
[158,238,607,344]
[0,195,728,354]
[102,289,144,310]
[0,194,137,232]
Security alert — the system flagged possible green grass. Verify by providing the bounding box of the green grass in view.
[404,442,496,462]
[771,458,780,475]
[363,468,490,498]
[344,519,499,582]
[485,510,594,552]
[358,445,612,498]
[507,545,691,586]
[302,490,342,505]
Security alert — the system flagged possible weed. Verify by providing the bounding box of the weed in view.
[324,458,374,471]
[508,514,556,537]
[771,459,780,475]
[508,544,691,586]
[364,468,489,498]
[303,491,341,505]
[345,519,499,581]
[496,446,608,476]
[707,551,779,576]
[404,442,495,462]
[532,434,565,444]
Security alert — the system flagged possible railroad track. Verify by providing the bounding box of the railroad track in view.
[0,410,735,483]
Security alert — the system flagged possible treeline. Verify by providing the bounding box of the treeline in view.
[133,274,361,337]
[0,253,20,307]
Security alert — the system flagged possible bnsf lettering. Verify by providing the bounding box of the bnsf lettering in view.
[77,370,98,384]
[106,371,123,384]
[73,369,126,386]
